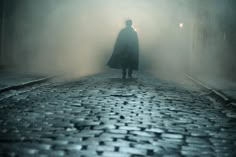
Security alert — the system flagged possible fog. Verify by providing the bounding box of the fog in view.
[8,0,235,80]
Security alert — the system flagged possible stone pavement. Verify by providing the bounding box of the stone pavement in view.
[0,72,236,157]
[192,74,236,102]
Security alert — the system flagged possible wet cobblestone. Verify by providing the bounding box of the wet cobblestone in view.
[0,72,236,157]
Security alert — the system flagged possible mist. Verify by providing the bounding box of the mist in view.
[7,0,235,80]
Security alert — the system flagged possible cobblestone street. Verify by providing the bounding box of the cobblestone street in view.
[0,72,236,157]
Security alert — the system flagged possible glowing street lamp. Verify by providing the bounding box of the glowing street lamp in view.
[133,26,137,32]
[179,22,184,28]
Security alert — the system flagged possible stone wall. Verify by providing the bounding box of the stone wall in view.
[191,0,236,79]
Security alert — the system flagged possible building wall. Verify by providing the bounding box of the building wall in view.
[191,0,236,79]
[0,0,56,69]
[0,0,21,67]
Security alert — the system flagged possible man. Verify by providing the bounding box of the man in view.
[107,19,139,79]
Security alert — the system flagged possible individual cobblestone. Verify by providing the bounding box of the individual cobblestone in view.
[0,72,236,156]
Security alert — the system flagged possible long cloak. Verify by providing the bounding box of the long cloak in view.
[107,26,139,70]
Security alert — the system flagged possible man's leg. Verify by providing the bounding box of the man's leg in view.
[128,68,133,78]
[122,67,127,79]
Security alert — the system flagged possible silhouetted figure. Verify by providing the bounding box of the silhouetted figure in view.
[108,19,139,79]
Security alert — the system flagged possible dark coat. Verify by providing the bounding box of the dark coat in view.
[107,26,139,70]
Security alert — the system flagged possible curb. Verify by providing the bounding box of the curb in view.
[185,73,236,107]
[0,75,56,94]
